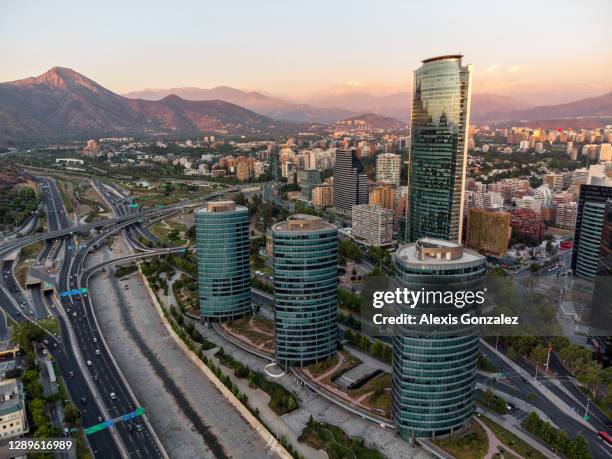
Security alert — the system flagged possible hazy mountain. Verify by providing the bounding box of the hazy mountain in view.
[123,86,354,123]
[333,113,405,131]
[481,91,612,123]
[0,67,295,142]
[469,94,529,121]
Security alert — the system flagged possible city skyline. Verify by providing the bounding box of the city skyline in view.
[1,0,611,105]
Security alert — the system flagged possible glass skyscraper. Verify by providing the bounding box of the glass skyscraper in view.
[271,215,338,369]
[196,201,251,320]
[571,175,612,279]
[407,55,472,243]
[393,239,484,440]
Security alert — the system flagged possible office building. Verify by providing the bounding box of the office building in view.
[572,183,612,279]
[466,208,510,257]
[351,204,394,247]
[333,149,368,218]
[407,55,472,243]
[196,201,251,320]
[272,215,338,368]
[376,153,401,187]
[393,239,485,439]
[0,379,27,440]
[297,169,321,200]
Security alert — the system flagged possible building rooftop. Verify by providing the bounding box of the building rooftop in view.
[272,214,336,233]
[396,238,483,266]
[196,201,247,213]
[0,379,23,417]
[422,54,463,64]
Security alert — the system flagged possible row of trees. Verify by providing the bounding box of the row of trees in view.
[344,329,392,363]
[501,335,612,407]
[523,412,590,459]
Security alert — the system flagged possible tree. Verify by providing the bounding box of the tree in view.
[530,344,548,368]
[576,360,602,398]
[566,433,590,459]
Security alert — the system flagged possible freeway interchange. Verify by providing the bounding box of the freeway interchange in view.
[0,177,231,458]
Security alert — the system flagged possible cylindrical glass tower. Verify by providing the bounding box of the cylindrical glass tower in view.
[196,201,251,320]
[407,55,472,243]
[272,215,338,368]
[392,238,485,440]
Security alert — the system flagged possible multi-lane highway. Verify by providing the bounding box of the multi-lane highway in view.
[0,176,234,458]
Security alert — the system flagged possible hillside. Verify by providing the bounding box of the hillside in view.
[0,67,296,142]
[481,91,612,124]
[123,86,354,123]
[333,113,405,131]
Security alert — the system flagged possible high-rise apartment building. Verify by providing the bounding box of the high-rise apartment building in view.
[196,201,251,320]
[407,55,472,243]
[466,208,510,257]
[393,239,485,439]
[351,204,394,246]
[555,202,577,230]
[376,153,401,187]
[333,149,368,218]
[311,184,333,208]
[369,183,396,209]
[271,215,338,368]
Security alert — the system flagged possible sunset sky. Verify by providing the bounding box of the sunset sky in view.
[1,0,611,105]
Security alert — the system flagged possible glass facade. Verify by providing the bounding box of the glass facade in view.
[572,185,612,279]
[272,215,338,368]
[408,55,472,243]
[333,149,368,218]
[196,204,251,320]
[393,240,485,440]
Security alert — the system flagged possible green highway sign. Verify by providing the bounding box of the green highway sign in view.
[80,287,88,294]
[135,406,144,416]
[84,422,107,435]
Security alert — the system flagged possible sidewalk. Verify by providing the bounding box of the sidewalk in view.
[476,408,561,459]
[203,347,326,459]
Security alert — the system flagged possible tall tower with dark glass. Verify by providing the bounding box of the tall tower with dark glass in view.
[196,201,251,320]
[407,55,472,243]
[272,215,338,369]
[333,149,368,219]
[393,239,484,441]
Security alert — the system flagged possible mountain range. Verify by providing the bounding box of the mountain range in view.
[0,67,294,145]
[1,67,611,146]
[124,85,612,126]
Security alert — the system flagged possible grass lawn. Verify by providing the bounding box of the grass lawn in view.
[151,219,187,245]
[346,372,392,418]
[479,415,547,459]
[15,240,44,288]
[226,316,275,351]
[299,420,385,459]
[435,420,488,459]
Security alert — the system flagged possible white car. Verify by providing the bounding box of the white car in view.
[86,360,92,366]
[110,392,117,400]
[93,337,98,343]
[95,349,101,356]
